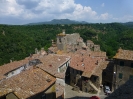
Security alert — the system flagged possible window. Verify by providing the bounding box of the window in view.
[131,63,133,68]
[59,38,61,43]
[120,61,124,66]
[119,73,123,79]
[129,75,133,79]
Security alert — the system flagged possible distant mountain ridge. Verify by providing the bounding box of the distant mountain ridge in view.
[26,19,89,25]
[121,22,133,28]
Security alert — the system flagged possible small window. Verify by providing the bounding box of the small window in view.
[119,73,123,79]
[131,63,133,68]
[59,38,61,43]
[129,75,133,79]
[120,61,124,66]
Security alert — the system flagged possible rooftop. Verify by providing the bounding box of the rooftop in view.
[48,46,58,53]
[75,49,106,58]
[113,48,133,60]
[70,53,106,78]
[38,54,71,78]
[0,68,56,99]
[0,58,29,80]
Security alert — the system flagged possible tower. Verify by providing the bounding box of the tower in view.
[56,30,67,51]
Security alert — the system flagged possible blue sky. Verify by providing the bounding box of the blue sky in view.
[0,0,133,25]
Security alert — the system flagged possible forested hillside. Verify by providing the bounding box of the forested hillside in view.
[0,23,133,65]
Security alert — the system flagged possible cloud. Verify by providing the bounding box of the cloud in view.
[0,0,112,24]
[0,0,24,16]
[101,3,105,7]
[99,13,110,20]
[113,15,133,22]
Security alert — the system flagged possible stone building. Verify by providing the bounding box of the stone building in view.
[86,40,101,52]
[0,49,70,99]
[37,54,71,99]
[48,31,101,54]
[113,48,133,90]
[68,50,107,93]
[56,30,86,52]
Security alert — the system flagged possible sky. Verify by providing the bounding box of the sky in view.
[0,0,133,25]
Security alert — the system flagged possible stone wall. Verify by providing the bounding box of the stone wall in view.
[66,33,80,45]
[113,59,133,89]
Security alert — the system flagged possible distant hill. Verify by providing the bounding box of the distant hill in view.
[121,22,133,28]
[26,19,89,25]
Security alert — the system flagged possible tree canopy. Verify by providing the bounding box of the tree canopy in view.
[0,23,133,65]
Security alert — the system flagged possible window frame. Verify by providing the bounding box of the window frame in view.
[119,73,123,79]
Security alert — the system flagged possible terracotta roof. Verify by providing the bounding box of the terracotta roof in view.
[38,54,70,78]
[90,51,106,58]
[48,47,58,53]
[0,59,29,81]
[93,61,109,76]
[0,88,13,97]
[0,68,56,99]
[75,49,106,58]
[113,48,133,60]
[70,54,105,78]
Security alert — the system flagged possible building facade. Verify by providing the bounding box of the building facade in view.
[113,48,133,90]
[69,51,107,93]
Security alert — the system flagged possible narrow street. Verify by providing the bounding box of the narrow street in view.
[65,84,108,99]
